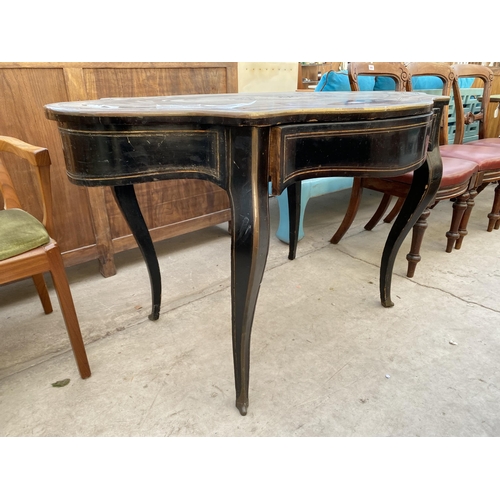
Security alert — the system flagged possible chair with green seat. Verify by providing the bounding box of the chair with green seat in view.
[0,135,91,379]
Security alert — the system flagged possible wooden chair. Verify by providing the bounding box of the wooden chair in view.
[330,62,480,277]
[285,62,413,260]
[330,62,410,245]
[348,61,410,91]
[0,136,91,379]
[439,64,500,236]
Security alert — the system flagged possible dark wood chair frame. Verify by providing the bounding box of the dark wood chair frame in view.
[328,62,480,277]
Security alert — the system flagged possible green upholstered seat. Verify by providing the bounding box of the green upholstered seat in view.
[0,208,50,261]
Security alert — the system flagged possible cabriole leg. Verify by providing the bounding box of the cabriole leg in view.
[228,127,270,416]
[380,146,442,307]
[113,185,162,321]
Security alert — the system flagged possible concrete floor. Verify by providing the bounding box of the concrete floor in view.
[1,184,500,437]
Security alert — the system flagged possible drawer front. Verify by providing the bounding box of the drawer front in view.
[59,125,227,187]
[270,113,433,194]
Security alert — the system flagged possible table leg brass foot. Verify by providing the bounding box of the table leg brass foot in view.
[381,298,394,308]
[236,399,248,416]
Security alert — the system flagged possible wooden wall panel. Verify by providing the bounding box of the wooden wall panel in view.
[82,65,233,244]
[0,68,96,252]
[0,63,237,276]
[104,179,229,241]
[84,67,233,97]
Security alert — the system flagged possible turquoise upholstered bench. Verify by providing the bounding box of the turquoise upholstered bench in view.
[274,70,476,244]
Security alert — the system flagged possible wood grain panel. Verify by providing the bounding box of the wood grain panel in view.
[84,66,232,248]
[0,68,96,252]
[0,63,236,275]
[105,180,229,240]
[84,67,233,98]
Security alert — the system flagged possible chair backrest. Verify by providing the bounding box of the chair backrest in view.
[347,62,410,91]
[451,64,494,144]
[406,62,456,145]
[0,136,54,236]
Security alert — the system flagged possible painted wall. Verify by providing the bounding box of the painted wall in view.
[237,62,298,92]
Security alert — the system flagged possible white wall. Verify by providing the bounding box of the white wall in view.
[237,63,298,92]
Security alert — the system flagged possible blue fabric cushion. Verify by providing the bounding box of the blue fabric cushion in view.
[411,76,474,89]
[373,75,468,91]
[315,70,375,92]
[373,76,396,91]
[458,78,474,88]
[412,76,444,89]
[315,70,475,92]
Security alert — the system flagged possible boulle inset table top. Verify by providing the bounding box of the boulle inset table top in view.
[45,91,436,123]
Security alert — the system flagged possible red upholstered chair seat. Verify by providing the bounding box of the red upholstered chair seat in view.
[386,156,479,188]
[327,62,484,278]
[440,144,500,172]
[469,138,500,147]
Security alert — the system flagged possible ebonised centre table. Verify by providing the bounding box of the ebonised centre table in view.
[45,92,444,415]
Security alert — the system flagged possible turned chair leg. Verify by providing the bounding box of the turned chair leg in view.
[330,178,363,244]
[364,193,393,230]
[32,273,53,314]
[406,207,431,278]
[446,192,469,252]
[455,188,477,250]
[383,196,405,224]
[487,183,500,232]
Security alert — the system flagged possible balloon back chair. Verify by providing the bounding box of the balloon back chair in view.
[439,64,500,236]
[330,62,480,278]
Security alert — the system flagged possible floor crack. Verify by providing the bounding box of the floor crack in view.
[334,246,500,314]
[404,280,500,314]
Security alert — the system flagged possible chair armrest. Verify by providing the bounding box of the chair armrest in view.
[0,135,54,235]
[0,135,50,167]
